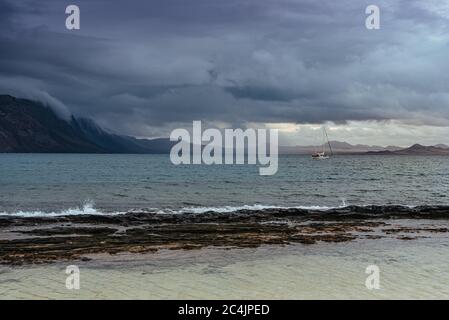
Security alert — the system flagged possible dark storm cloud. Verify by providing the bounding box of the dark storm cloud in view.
[0,0,449,137]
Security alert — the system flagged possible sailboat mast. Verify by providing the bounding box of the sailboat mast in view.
[322,129,325,153]
[323,127,333,156]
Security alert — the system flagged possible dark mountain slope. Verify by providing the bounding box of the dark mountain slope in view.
[0,95,173,153]
[0,95,104,153]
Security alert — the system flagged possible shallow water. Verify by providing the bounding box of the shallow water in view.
[1,154,449,215]
[1,237,449,299]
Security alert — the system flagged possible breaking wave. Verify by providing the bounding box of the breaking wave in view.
[0,202,126,217]
[0,201,421,218]
[159,204,339,214]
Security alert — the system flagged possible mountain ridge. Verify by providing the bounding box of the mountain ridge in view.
[365,143,449,155]
[0,95,174,153]
[1,95,449,155]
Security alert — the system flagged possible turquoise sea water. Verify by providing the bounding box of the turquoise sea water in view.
[1,154,449,215]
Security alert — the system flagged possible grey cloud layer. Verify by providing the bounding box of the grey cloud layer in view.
[0,0,448,137]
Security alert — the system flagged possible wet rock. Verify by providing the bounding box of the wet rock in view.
[1,205,449,265]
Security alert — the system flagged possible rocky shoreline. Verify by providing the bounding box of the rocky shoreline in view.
[1,205,449,265]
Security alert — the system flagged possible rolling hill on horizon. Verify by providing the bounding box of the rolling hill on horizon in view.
[365,143,449,155]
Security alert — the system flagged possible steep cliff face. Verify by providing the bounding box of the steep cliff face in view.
[0,95,173,153]
[0,95,105,153]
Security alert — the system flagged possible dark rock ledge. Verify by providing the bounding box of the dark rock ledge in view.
[1,205,449,265]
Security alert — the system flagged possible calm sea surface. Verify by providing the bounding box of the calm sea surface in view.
[1,154,449,215]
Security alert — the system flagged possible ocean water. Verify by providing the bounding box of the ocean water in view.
[2,154,449,300]
[1,154,449,215]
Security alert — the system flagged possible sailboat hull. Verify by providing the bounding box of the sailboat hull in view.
[312,155,329,160]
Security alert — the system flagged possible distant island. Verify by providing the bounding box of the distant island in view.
[1,94,449,155]
[280,141,449,155]
[364,144,449,155]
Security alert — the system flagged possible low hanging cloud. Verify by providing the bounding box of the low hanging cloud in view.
[0,0,449,141]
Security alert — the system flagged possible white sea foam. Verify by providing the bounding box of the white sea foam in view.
[0,203,340,217]
[159,204,340,214]
[0,202,126,217]
[148,201,418,214]
[0,201,419,217]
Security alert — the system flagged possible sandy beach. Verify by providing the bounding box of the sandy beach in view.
[1,237,449,299]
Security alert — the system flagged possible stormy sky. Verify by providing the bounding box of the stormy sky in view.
[1,0,449,146]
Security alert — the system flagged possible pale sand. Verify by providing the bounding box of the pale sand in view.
[1,236,449,299]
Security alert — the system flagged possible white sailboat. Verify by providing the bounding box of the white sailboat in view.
[312,127,333,160]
